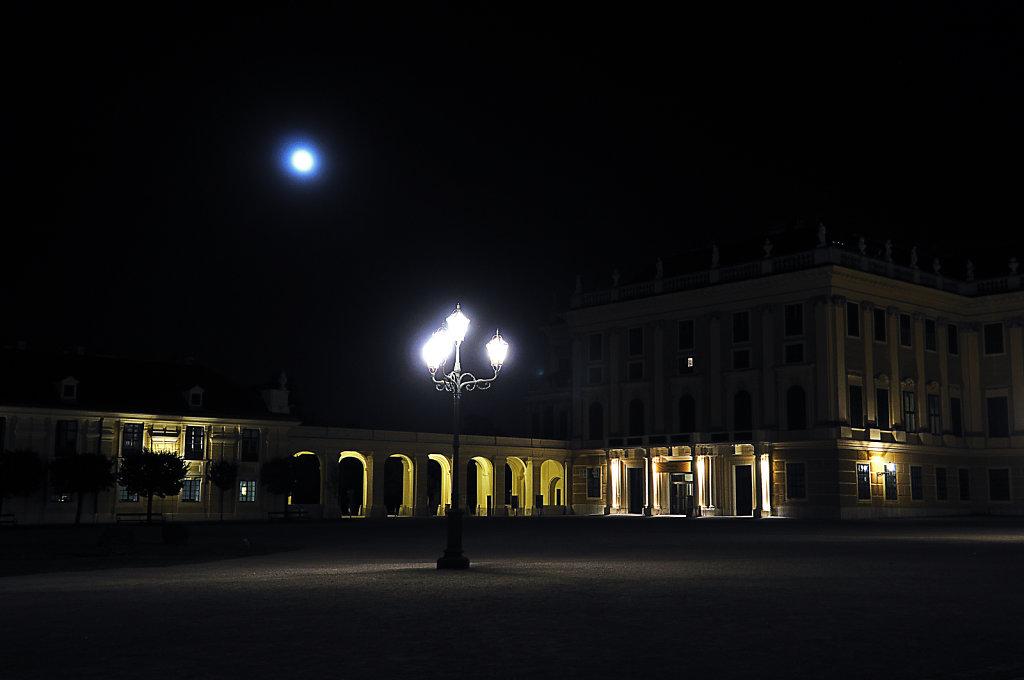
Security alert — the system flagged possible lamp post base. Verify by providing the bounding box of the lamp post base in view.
[437,508,470,569]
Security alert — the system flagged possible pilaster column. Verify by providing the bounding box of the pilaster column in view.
[863,302,876,425]
[644,449,653,516]
[832,295,848,425]
[913,312,928,430]
[492,454,508,516]
[752,444,763,517]
[760,304,777,428]
[571,336,584,443]
[609,330,622,436]
[709,314,722,427]
[653,322,665,433]
[963,323,983,435]
[887,307,901,425]
[1009,318,1024,435]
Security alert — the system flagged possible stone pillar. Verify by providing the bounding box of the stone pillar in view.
[366,451,386,518]
[752,444,763,517]
[564,458,574,514]
[413,452,430,516]
[530,457,543,514]
[644,449,653,516]
[492,455,508,516]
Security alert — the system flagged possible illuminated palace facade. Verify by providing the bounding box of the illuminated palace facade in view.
[526,233,1024,518]
[0,350,573,524]
[2,234,1022,524]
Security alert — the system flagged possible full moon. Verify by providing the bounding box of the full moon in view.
[290,148,315,173]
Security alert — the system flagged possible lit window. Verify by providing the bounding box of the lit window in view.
[181,478,201,502]
[185,426,205,461]
[856,463,871,500]
[119,486,139,503]
[239,480,257,502]
[122,423,144,455]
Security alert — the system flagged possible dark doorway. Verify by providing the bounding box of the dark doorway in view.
[427,459,441,515]
[291,455,320,504]
[338,458,363,515]
[627,466,644,514]
[466,459,477,515]
[383,457,404,515]
[735,465,752,516]
[669,472,695,516]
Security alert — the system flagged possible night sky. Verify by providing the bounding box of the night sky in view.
[7,3,1023,435]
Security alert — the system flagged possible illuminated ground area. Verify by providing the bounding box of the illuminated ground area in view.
[1,517,1022,680]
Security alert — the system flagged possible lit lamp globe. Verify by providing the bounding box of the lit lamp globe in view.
[422,329,452,371]
[446,305,471,343]
[486,331,509,368]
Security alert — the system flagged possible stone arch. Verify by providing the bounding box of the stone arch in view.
[338,451,367,517]
[291,451,321,505]
[540,459,565,507]
[428,453,451,515]
[468,456,494,515]
[505,456,528,514]
[385,454,414,516]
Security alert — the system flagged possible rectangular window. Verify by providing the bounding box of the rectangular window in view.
[936,467,948,500]
[586,467,602,498]
[119,486,139,503]
[122,423,144,454]
[983,323,1004,355]
[786,462,806,499]
[732,311,749,343]
[925,319,936,351]
[902,390,917,432]
[849,385,864,428]
[784,303,803,337]
[927,394,942,435]
[733,349,750,370]
[238,480,257,502]
[181,478,201,502]
[876,389,890,430]
[910,465,923,500]
[986,396,1009,437]
[958,468,970,501]
[899,313,912,347]
[678,320,694,350]
[55,420,78,457]
[873,308,887,342]
[588,333,603,362]
[628,361,644,380]
[947,324,959,355]
[847,302,860,337]
[241,429,260,462]
[185,426,205,461]
[989,469,1010,502]
[949,397,963,437]
[628,327,643,356]
[884,466,898,500]
[857,463,871,500]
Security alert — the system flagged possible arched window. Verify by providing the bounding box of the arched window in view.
[787,385,807,430]
[588,402,604,441]
[734,390,753,431]
[678,394,696,432]
[628,399,645,436]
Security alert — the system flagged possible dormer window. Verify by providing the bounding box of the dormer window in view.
[59,377,79,402]
[184,385,205,410]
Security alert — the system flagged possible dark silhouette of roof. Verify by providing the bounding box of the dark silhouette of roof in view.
[0,348,291,421]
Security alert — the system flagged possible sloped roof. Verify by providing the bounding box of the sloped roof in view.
[0,348,288,421]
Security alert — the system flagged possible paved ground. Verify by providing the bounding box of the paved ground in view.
[1,515,1023,680]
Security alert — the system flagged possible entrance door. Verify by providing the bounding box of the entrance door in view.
[735,465,753,516]
[627,467,644,514]
[670,473,695,516]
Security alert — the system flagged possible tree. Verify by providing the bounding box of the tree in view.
[0,450,42,518]
[207,460,237,522]
[260,457,297,516]
[50,454,116,525]
[117,450,190,524]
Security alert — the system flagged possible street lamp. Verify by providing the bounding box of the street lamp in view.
[423,303,509,569]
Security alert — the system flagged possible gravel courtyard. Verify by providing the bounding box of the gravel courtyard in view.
[1,516,1022,680]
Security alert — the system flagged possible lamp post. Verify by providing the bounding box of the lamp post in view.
[422,303,509,569]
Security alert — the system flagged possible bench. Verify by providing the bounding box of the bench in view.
[268,508,310,521]
[115,512,164,524]
[0,513,16,526]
